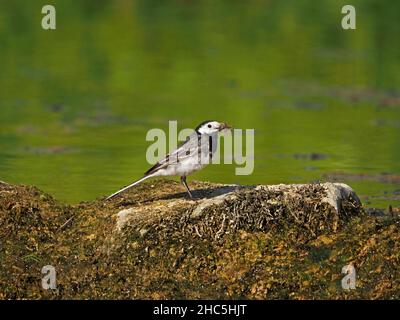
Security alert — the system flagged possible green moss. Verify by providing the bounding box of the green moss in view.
[0,180,399,299]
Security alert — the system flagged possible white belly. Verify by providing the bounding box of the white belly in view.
[156,159,208,177]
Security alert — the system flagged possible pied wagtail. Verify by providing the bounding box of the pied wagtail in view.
[106,120,231,200]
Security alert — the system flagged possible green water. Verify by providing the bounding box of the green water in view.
[0,0,399,207]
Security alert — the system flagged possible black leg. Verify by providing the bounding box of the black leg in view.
[180,176,193,199]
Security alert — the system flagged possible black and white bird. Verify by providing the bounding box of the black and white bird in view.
[106,120,231,200]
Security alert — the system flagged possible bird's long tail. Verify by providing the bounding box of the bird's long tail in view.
[106,174,153,200]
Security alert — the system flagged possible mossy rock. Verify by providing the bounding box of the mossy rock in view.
[0,180,399,299]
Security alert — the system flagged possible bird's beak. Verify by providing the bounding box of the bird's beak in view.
[219,122,232,131]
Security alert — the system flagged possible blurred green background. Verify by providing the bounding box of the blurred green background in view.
[0,0,399,206]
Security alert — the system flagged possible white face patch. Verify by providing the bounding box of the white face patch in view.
[197,121,221,135]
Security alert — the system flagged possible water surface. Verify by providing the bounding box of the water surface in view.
[0,0,399,207]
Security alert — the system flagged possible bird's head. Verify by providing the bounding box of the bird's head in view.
[195,120,232,135]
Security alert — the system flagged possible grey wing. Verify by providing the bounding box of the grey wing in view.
[144,131,201,175]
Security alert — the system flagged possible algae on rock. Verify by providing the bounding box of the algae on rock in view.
[0,180,399,299]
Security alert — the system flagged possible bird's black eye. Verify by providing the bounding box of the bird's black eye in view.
[207,124,212,128]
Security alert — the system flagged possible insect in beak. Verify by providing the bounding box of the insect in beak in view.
[219,122,232,131]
